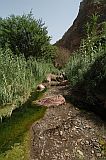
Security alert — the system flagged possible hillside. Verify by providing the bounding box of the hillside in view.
[56,0,106,53]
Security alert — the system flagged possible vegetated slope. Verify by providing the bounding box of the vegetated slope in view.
[65,12,106,119]
[56,0,106,54]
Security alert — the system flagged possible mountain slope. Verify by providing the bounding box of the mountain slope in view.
[56,0,106,53]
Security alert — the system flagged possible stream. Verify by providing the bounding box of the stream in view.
[0,89,46,160]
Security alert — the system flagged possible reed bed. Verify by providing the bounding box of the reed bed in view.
[0,48,56,118]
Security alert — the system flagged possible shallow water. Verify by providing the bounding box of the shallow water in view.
[0,90,46,160]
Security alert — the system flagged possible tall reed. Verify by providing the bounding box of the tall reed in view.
[0,48,56,117]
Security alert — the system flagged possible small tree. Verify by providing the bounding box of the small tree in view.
[0,12,55,60]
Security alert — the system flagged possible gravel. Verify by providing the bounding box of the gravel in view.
[30,84,106,160]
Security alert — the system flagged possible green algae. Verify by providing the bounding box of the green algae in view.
[0,89,46,160]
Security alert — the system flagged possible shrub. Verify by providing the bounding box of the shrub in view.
[65,15,106,105]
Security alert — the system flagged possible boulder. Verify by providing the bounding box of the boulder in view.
[36,84,45,91]
[44,73,64,84]
[33,95,66,107]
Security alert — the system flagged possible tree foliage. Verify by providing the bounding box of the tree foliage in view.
[0,12,55,60]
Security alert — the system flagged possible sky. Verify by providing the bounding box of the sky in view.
[0,0,82,44]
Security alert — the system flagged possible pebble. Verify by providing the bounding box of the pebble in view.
[96,153,101,157]
[85,140,89,145]
[81,141,84,145]
[62,138,67,141]
[39,136,44,140]
[85,124,91,128]
[92,141,100,149]
[65,152,70,157]
[92,150,95,154]
[102,135,106,139]
[77,139,82,143]
[75,126,79,129]
[60,131,63,136]
[77,150,84,157]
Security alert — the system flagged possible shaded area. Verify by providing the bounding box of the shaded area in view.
[65,53,106,121]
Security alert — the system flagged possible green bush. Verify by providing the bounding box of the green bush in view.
[65,37,106,86]
[0,12,55,60]
[65,15,106,105]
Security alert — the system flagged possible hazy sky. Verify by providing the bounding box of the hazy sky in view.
[0,0,82,44]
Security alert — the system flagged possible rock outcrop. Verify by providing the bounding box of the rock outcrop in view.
[56,0,106,53]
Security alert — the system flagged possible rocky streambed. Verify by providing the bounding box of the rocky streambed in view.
[30,84,106,160]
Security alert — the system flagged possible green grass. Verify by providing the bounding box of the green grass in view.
[0,89,46,160]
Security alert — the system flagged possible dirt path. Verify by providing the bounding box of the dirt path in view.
[30,84,106,160]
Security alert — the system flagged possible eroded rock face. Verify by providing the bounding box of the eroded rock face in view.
[56,0,106,53]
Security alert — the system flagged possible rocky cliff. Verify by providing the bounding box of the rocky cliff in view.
[56,0,106,53]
